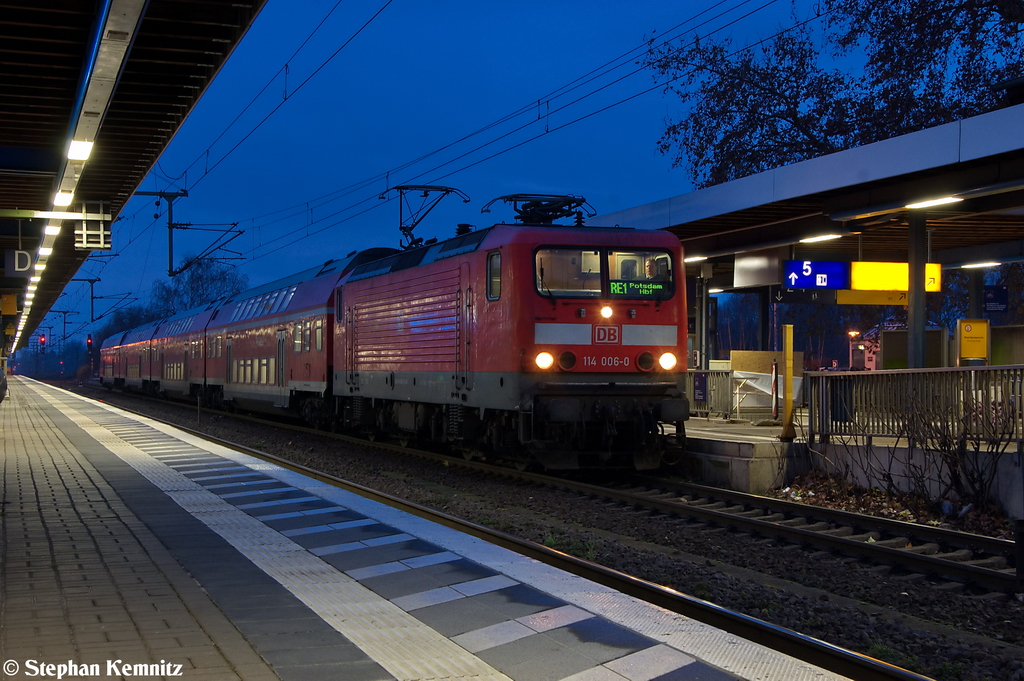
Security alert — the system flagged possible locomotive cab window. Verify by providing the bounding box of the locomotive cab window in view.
[487,251,501,300]
[535,248,602,298]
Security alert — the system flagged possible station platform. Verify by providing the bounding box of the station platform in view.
[1,377,845,681]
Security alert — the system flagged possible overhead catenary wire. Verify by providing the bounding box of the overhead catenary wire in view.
[77,0,824,324]
[85,0,392,286]
[206,0,775,234]
[242,0,831,266]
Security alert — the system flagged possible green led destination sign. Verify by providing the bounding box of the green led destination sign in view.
[609,280,668,298]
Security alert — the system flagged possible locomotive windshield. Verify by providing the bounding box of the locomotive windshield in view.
[608,249,673,299]
[535,248,603,298]
[534,248,673,299]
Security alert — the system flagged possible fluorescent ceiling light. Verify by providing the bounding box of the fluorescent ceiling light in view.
[68,140,94,161]
[53,191,74,207]
[708,288,724,294]
[30,276,41,282]
[44,224,62,236]
[799,234,844,243]
[905,196,963,210]
[38,247,52,256]
[33,262,46,271]
[684,255,708,263]
[961,262,1000,269]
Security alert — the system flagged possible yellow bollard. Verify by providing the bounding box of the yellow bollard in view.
[781,324,796,441]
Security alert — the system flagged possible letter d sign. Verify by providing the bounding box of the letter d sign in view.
[5,250,31,278]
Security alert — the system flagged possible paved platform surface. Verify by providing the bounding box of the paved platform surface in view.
[1,378,848,680]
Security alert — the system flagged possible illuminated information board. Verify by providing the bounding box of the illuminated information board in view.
[609,280,668,298]
[783,261,941,292]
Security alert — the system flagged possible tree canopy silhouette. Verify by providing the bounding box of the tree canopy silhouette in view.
[645,0,1024,188]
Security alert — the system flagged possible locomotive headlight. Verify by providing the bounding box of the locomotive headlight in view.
[535,352,554,369]
[659,352,678,370]
[600,306,613,318]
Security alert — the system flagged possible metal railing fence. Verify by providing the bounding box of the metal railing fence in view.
[806,365,1024,446]
[683,370,734,418]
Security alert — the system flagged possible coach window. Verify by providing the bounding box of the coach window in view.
[487,251,501,300]
[303,320,312,352]
[293,322,302,352]
[314,319,323,351]
[266,290,281,313]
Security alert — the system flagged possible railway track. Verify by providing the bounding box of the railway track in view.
[425,458,1020,594]
[599,475,1018,593]
[78,380,1020,594]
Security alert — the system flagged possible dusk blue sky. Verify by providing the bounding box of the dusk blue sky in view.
[58,0,804,336]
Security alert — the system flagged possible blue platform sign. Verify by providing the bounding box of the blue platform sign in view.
[782,260,851,290]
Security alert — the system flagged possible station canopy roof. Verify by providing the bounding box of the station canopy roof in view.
[0,0,268,349]
[595,103,1024,291]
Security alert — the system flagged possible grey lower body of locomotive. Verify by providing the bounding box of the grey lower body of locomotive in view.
[334,369,688,469]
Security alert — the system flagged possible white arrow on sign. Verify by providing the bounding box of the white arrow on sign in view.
[788,272,798,285]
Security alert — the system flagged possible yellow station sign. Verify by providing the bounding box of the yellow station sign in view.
[957,319,989,361]
[850,262,942,292]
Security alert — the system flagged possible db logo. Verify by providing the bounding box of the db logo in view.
[594,325,621,344]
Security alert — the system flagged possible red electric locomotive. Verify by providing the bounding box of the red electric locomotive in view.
[331,194,688,469]
[100,194,689,469]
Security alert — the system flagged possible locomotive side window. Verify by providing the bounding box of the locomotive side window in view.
[314,319,323,351]
[609,250,673,299]
[487,251,501,300]
[535,248,602,298]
